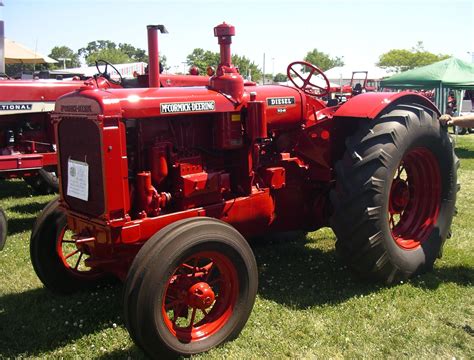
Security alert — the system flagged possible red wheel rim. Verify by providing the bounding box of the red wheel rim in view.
[56,227,102,279]
[162,251,239,343]
[389,148,441,249]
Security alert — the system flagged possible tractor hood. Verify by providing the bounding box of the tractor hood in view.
[55,85,305,131]
[56,86,237,118]
[0,79,84,102]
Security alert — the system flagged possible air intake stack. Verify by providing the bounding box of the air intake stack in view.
[209,22,244,103]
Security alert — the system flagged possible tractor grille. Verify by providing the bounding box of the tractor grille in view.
[58,116,105,217]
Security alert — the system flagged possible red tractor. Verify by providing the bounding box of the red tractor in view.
[30,23,458,357]
[0,26,209,250]
[330,71,378,103]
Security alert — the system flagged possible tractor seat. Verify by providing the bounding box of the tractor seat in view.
[352,83,363,95]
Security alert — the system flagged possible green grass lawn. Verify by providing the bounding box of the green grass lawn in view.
[0,135,473,359]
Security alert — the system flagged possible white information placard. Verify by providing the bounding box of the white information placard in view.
[67,159,89,201]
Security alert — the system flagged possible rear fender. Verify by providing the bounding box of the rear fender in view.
[333,92,440,119]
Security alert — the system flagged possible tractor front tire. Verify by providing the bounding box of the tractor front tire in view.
[30,199,109,294]
[124,217,258,358]
[330,102,458,283]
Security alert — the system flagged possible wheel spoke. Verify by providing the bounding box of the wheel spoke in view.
[165,298,181,311]
[180,263,194,271]
[302,69,314,87]
[389,214,395,229]
[395,164,406,180]
[64,249,79,260]
[204,261,215,281]
[192,257,200,276]
[292,68,306,83]
[395,168,401,179]
[188,307,197,328]
[74,251,83,270]
[172,303,186,324]
[166,293,178,301]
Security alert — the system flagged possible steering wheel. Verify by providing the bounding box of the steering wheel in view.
[95,60,123,85]
[287,61,330,97]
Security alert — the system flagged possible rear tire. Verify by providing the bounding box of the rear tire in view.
[0,208,7,251]
[24,169,59,194]
[124,217,258,357]
[330,102,458,283]
[30,199,109,294]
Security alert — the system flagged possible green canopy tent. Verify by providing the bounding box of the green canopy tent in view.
[380,58,474,113]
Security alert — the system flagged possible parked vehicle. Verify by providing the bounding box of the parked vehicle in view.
[30,23,458,357]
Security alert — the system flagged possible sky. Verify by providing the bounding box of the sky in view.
[2,0,474,75]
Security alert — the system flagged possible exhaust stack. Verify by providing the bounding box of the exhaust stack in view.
[0,2,5,75]
[147,25,168,88]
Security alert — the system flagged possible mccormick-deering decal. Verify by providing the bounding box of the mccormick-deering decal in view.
[160,101,216,114]
[266,97,295,106]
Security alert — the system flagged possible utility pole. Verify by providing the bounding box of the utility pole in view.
[272,57,275,82]
[262,53,265,85]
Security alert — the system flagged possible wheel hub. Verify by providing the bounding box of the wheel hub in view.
[187,282,215,310]
[390,179,410,213]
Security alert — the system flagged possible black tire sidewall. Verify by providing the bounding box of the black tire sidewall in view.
[0,208,7,250]
[39,168,59,192]
[331,103,458,281]
[30,201,107,294]
[135,221,258,357]
[376,122,456,274]
[30,205,70,291]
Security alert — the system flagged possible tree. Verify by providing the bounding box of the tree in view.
[48,46,80,69]
[159,55,169,72]
[186,48,220,74]
[85,48,132,66]
[304,49,344,71]
[186,48,262,81]
[78,40,148,66]
[231,54,261,82]
[273,73,288,82]
[377,42,450,72]
[118,43,148,63]
[78,40,117,58]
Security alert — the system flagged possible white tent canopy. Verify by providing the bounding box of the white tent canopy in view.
[5,38,57,64]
